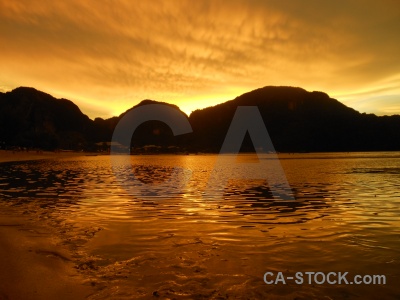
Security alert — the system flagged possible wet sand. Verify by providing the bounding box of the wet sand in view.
[0,153,98,299]
[0,205,95,300]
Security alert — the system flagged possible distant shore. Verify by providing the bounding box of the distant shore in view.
[0,150,97,164]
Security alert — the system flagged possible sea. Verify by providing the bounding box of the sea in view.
[0,152,399,299]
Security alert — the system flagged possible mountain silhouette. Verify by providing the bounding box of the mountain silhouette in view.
[0,87,94,150]
[189,86,400,152]
[1,86,399,152]
[107,99,188,151]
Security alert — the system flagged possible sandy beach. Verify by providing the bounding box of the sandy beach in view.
[0,152,98,299]
[0,205,95,300]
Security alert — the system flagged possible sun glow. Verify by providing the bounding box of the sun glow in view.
[0,0,399,119]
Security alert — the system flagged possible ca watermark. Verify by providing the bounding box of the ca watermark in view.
[110,103,294,201]
[263,271,387,285]
[110,104,192,198]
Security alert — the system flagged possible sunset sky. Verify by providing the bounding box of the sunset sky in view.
[0,0,399,119]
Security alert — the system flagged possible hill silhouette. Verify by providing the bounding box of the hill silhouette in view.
[189,86,400,152]
[1,86,399,152]
[0,87,94,150]
[92,99,188,152]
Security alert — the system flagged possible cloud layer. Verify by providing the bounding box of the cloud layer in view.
[1,0,399,118]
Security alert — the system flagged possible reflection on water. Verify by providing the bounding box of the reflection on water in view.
[1,153,400,299]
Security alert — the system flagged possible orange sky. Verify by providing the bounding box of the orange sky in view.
[0,0,399,119]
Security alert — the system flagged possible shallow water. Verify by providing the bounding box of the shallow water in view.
[1,153,400,299]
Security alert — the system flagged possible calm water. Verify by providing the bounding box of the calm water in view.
[1,153,400,299]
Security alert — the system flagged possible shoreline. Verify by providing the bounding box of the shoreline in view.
[0,204,95,299]
[2,150,399,165]
[0,150,97,164]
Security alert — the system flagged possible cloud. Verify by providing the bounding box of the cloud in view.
[0,0,399,118]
